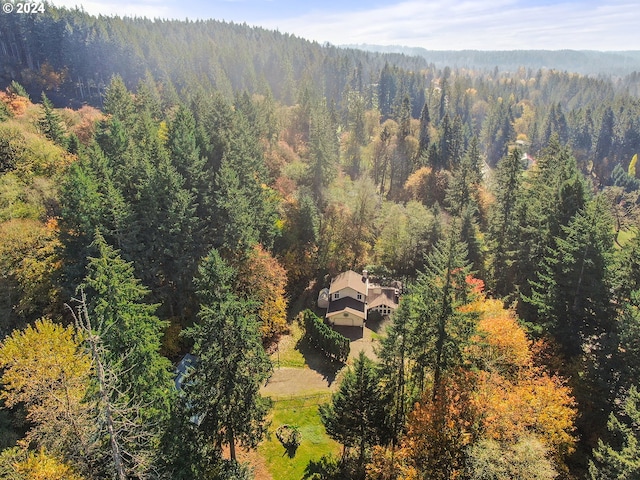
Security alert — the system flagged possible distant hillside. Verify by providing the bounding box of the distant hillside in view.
[0,6,428,108]
[346,45,640,76]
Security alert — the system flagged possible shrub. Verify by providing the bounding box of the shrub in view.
[302,309,350,363]
[276,424,301,449]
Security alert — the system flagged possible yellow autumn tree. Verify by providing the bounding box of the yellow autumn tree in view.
[0,447,86,480]
[380,296,576,479]
[236,244,289,342]
[628,153,638,178]
[465,298,577,456]
[0,218,62,321]
[0,319,96,469]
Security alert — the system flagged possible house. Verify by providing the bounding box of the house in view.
[174,353,197,391]
[174,353,204,425]
[324,270,400,328]
[367,283,400,317]
[326,270,368,327]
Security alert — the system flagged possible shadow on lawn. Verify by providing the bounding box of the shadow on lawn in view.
[364,314,390,334]
[302,454,343,479]
[283,443,299,458]
[295,336,343,386]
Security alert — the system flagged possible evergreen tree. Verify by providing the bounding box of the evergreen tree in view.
[38,92,65,146]
[487,148,524,296]
[377,297,419,445]
[167,104,209,202]
[319,351,390,472]
[515,137,587,321]
[83,233,174,424]
[390,94,413,195]
[589,386,640,479]
[527,196,614,355]
[616,290,640,390]
[184,249,272,462]
[133,142,199,318]
[214,109,279,253]
[445,143,481,217]
[593,106,615,183]
[378,62,397,119]
[417,101,431,162]
[102,75,135,126]
[392,224,477,399]
[306,99,339,203]
[82,233,173,477]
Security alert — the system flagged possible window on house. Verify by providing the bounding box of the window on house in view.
[357,293,362,300]
[334,293,339,299]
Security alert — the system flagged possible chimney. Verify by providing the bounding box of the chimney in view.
[362,269,368,280]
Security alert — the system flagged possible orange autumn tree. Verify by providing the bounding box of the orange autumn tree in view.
[466,298,576,457]
[382,295,576,479]
[235,244,288,343]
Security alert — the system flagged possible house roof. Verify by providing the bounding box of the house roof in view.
[326,296,366,320]
[329,270,368,296]
[368,287,399,310]
[174,353,198,391]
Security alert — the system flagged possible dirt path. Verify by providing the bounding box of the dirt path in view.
[263,320,388,398]
[261,367,339,397]
[223,446,273,480]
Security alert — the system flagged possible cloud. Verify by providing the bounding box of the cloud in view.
[259,0,640,50]
[44,0,639,50]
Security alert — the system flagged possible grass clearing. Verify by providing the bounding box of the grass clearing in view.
[260,394,340,480]
[272,321,307,368]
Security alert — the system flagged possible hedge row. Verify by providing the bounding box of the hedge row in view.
[302,309,350,363]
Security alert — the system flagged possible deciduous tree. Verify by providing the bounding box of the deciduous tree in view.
[0,319,96,473]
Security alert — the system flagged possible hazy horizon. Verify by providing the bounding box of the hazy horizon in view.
[43,0,640,52]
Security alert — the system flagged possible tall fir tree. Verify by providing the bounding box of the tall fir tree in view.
[526,195,614,355]
[389,224,477,399]
[39,92,65,146]
[417,101,431,162]
[184,249,272,462]
[320,351,391,473]
[515,137,587,322]
[82,233,174,476]
[487,148,524,297]
[214,109,279,253]
[306,98,339,204]
[589,386,640,479]
[83,232,173,423]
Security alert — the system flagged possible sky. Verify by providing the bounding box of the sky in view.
[44,0,640,51]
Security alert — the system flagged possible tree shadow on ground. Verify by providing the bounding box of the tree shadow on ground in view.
[364,314,389,334]
[282,443,299,458]
[303,455,340,479]
[332,325,364,341]
[295,336,343,386]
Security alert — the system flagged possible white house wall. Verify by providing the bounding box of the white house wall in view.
[327,311,365,327]
[332,286,366,302]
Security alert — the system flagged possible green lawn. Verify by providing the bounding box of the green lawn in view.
[272,322,307,368]
[260,395,340,480]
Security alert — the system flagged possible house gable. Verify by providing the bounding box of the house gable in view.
[329,270,368,297]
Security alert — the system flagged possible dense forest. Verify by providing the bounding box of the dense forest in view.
[1,3,640,479]
[351,46,640,77]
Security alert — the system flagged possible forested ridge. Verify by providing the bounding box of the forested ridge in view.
[350,45,640,77]
[1,4,640,479]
